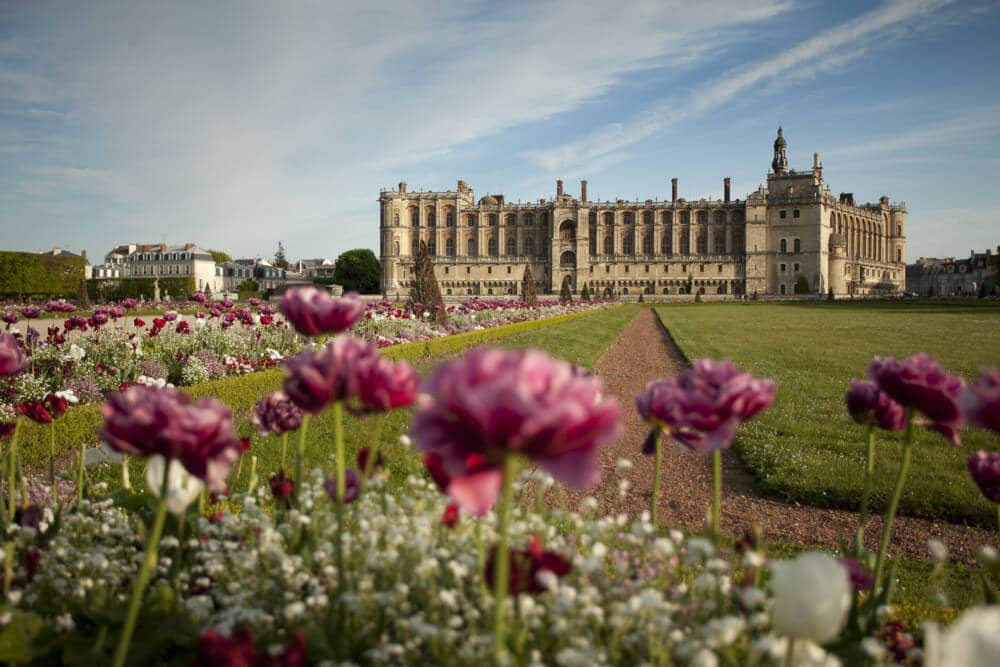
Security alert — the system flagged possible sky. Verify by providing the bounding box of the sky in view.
[2,0,999,264]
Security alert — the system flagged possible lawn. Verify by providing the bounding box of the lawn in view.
[655,299,1000,526]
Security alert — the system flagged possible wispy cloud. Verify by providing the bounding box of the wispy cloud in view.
[525,0,953,172]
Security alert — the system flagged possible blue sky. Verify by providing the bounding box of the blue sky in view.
[2,0,998,263]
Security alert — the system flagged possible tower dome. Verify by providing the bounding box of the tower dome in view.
[478,194,498,207]
[771,126,788,175]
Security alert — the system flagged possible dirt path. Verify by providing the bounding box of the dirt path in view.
[579,307,997,566]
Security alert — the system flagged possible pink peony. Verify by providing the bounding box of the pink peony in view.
[962,368,1000,434]
[409,348,621,515]
[636,359,775,453]
[282,336,379,414]
[0,333,27,376]
[868,353,965,445]
[280,287,364,337]
[845,379,906,431]
[968,450,1000,503]
[99,385,244,493]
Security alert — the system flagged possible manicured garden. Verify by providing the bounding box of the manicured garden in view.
[655,300,1000,525]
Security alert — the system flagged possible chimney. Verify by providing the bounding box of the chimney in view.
[81,249,88,261]
[556,179,563,198]
[724,177,731,204]
[399,181,407,193]
[671,178,678,203]
[580,180,587,202]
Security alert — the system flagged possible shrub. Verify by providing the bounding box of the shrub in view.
[407,241,447,326]
[522,266,538,306]
[0,251,87,299]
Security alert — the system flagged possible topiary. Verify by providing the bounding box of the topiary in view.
[559,275,573,302]
[522,266,538,306]
[408,241,447,326]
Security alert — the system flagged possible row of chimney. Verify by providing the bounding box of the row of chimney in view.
[558,178,732,204]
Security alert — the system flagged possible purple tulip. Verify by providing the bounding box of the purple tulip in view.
[968,450,1000,503]
[20,306,40,319]
[324,468,361,504]
[99,384,244,493]
[0,334,27,377]
[962,368,1000,434]
[282,336,379,414]
[280,287,364,337]
[162,311,178,322]
[2,311,19,326]
[845,379,906,431]
[252,391,304,436]
[409,348,621,516]
[190,292,207,304]
[636,359,775,453]
[867,353,965,445]
[353,355,419,413]
[119,298,139,310]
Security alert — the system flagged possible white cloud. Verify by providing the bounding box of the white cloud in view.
[526,0,953,172]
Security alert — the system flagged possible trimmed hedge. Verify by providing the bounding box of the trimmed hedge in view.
[0,251,87,299]
[87,277,196,302]
[17,306,617,465]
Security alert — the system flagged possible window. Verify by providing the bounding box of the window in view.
[696,232,707,255]
[428,239,436,256]
[604,212,614,226]
[447,289,452,295]
[506,214,515,226]
[793,209,800,218]
[506,266,511,274]
[664,265,669,272]
[467,214,476,227]
[605,265,610,273]
[393,213,400,225]
[680,234,690,255]
[699,264,705,273]
[794,238,801,254]
[624,212,634,225]
[780,239,787,254]
[780,284,786,294]
[681,211,691,224]
[488,237,498,257]
[718,265,723,273]
[525,236,535,255]
[468,238,477,256]
[780,210,786,219]
[624,265,629,273]
[506,236,516,256]
[487,266,492,274]
[793,263,800,272]
[444,266,449,274]
[466,267,471,274]
[697,211,708,224]
[412,239,419,256]
[446,238,455,256]
[428,213,436,227]
[488,214,498,227]
[643,212,653,225]
[411,209,419,227]
[662,212,672,224]
[642,234,653,255]
[622,233,634,255]
[446,211,455,227]
[780,263,786,272]
[644,265,649,273]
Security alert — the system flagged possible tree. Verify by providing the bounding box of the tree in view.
[408,241,447,326]
[273,241,290,270]
[209,250,232,264]
[580,283,590,301]
[237,279,259,293]
[333,248,380,294]
[203,282,213,298]
[521,266,538,305]
[559,275,573,302]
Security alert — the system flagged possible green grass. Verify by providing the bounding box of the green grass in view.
[654,299,1000,525]
[90,304,641,497]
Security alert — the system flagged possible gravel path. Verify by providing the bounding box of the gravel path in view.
[577,307,997,566]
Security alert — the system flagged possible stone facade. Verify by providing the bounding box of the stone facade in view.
[906,248,999,297]
[379,129,907,298]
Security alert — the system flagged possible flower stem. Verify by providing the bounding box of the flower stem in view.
[334,402,345,498]
[6,419,19,521]
[492,455,518,661]
[49,421,56,492]
[294,414,310,503]
[783,638,796,667]
[281,432,288,468]
[873,409,914,594]
[247,455,258,493]
[651,431,663,526]
[122,454,131,492]
[111,458,170,667]
[855,425,876,556]
[712,448,723,543]
[76,443,86,504]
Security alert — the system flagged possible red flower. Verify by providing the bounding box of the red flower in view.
[269,470,295,506]
[845,379,905,431]
[43,393,69,419]
[441,502,460,527]
[253,391,304,437]
[410,349,621,516]
[99,385,243,492]
[0,422,15,441]
[190,628,306,667]
[0,334,26,377]
[259,314,273,326]
[357,446,384,473]
[636,359,775,454]
[868,353,965,445]
[280,287,365,337]
[485,535,571,595]
[282,337,379,414]
[17,400,52,424]
[352,355,419,413]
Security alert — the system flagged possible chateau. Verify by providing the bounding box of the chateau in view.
[379,130,907,298]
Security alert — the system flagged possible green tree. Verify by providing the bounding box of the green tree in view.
[333,248,380,294]
[580,283,590,301]
[237,279,259,293]
[559,275,573,302]
[273,241,290,270]
[208,250,232,264]
[408,241,447,326]
[521,266,537,305]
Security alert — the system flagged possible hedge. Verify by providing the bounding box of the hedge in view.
[0,251,87,299]
[16,306,617,466]
[87,277,196,302]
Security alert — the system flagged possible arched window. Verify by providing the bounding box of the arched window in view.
[560,251,575,268]
[896,224,902,236]
[412,239,420,255]
[589,211,597,224]
[624,212,634,225]
[411,209,419,227]
[589,219,597,255]
[428,239,436,256]
[642,234,653,255]
[662,233,672,255]
[488,214,498,227]
[714,234,725,254]
[467,214,476,227]
[896,248,902,263]
[604,212,614,226]
[713,210,725,224]
[446,211,455,227]
[780,284,786,295]
[505,214,515,226]
[559,220,576,241]
[697,211,708,224]
[681,211,691,224]
[428,212,436,227]
[794,238,801,254]
[780,239,788,254]
[623,233,634,255]
[446,238,455,257]
[393,240,400,255]
[525,212,534,225]
[662,211,672,224]
[468,238,477,257]
[524,236,535,255]
[393,212,400,225]
[643,212,653,225]
[604,235,613,255]
[696,232,707,255]
[488,237,498,256]
[506,236,516,256]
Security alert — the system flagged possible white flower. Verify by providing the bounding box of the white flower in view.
[54,389,79,404]
[927,539,948,562]
[615,458,633,472]
[64,344,86,362]
[690,649,719,667]
[145,455,204,516]
[770,552,851,644]
[923,606,1000,667]
[266,348,284,361]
